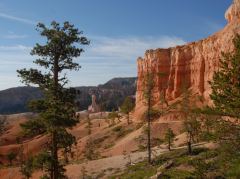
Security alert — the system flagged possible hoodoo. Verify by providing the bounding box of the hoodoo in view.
[135,0,240,117]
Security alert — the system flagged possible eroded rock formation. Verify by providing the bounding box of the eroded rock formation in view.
[135,0,240,116]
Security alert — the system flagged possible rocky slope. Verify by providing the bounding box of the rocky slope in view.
[135,0,240,115]
[0,77,136,114]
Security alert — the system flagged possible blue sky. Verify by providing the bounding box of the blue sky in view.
[0,0,232,90]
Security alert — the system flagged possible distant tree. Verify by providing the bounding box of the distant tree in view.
[164,128,175,151]
[141,70,177,163]
[200,115,216,142]
[58,129,76,164]
[86,114,92,135]
[18,144,25,165]
[0,118,6,135]
[142,71,155,164]
[17,21,89,179]
[32,151,54,177]
[180,89,201,155]
[122,150,132,166]
[84,137,97,160]
[0,117,6,145]
[7,152,17,166]
[84,114,97,160]
[116,112,121,122]
[20,157,34,179]
[183,117,201,154]
[121,96,134,124]
[108,111,120,125]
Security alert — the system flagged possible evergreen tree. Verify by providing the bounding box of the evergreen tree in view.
[57,129,76,164]
[20,157,34,179]
[108,110,121,125]
[143,71,155,164]
[121,96,134,124]
[0,117,6,145]
[86,114,92,135]
[84,138,96,160]
[180,89,201,155]
[142,71,171,163]
[210,35,240,118]
[206,35,240,156]
[164,128,175,151]
[17,21,89,179]
[0,118,5,135]
[7,152,17,166]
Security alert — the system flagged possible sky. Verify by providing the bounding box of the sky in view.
[0,0,233,90]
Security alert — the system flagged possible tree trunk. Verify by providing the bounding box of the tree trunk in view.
[168,139,171,151]
[53,56,59,96]
[52,131,58,179]
[127,113,130,124]
[187,141,192,155]
[52,56,59,179]
[147,92,151,164]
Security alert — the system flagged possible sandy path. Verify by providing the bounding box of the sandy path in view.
[0,142,211,179]
[65,142,209,178]
[66,151,156,178]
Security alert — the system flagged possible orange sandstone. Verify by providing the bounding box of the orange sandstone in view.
[135,0,240,117]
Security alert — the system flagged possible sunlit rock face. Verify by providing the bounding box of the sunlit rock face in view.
[225,0,240,23]
[135,0,240,117]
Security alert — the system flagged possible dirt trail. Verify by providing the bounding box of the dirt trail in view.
[0,142,211,179]
[65,142,210,178]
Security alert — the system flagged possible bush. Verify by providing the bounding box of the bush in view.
[116,129,133,138]
[7,152,17,166]
[112,126,122,132]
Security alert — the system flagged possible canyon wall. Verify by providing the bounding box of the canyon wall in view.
[135,0,240,116]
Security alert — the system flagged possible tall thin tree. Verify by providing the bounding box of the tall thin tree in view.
[17,21,89,179]
[180,88,201,154]
[121,96,134,124]
[143,70,154,164]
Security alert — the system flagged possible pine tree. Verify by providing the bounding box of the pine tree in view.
[20,157,34,179]
[207,35,240,155]
[108,110,121,125]
[210,35,240,118]
[84,138,96,160]
[121,96,134,124]
[7,152,17,166]
[17,21,89,179]
[0,117,5,135]
[164,128,175,151]
[0,117,6,145]
[86,114,92,135]
[180,88,201,155]
[143,71,155,164]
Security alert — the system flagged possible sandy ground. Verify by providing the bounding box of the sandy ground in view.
[0,112,200,178]
[65,142,212,178]
[0,142,212,179]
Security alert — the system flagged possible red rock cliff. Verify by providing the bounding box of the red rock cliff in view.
[135,0,240,116]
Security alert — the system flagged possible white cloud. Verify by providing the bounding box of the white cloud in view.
[86,36,186,60]
[3,34,28,39]
[0,45,31,51]
[0,35,186,89]
[0,12,35,25]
